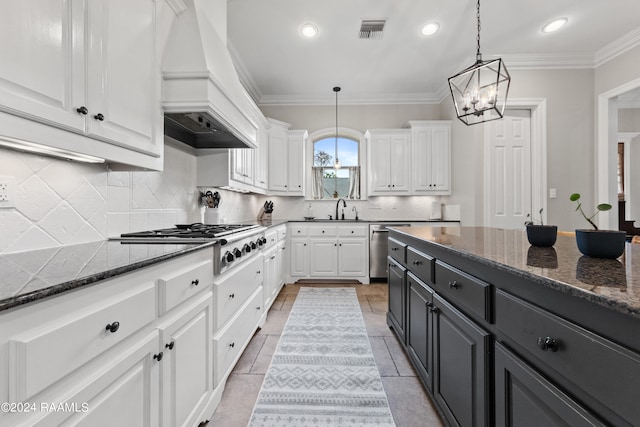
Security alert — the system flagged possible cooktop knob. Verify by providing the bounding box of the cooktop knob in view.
[251,241,257,250]
[243,243,251,253]
[224,251,234,263]
[233,248,242,258]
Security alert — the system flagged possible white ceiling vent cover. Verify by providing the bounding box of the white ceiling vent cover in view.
[359,20,386,39]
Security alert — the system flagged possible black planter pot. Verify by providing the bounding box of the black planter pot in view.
[526,225,557,247]
[575,229,626,259]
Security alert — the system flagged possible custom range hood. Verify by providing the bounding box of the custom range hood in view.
[162,0,257,149]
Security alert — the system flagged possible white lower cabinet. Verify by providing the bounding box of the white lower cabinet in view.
[289,223,369,283]
[0,247,216,427]
[158,292,213,427]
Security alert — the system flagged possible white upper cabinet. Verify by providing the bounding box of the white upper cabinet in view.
[409,121,452,195]
[268,119,306,196]
[366,129,411,195]
[254,126,269,190]
[85,0,160,156]
[0,0,162,168]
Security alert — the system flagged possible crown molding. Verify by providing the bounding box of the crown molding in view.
[595,26,640,67]
[487,53,594,69]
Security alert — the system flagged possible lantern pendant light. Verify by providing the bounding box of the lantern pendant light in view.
[448,0,510,125]
[333,86,341,169]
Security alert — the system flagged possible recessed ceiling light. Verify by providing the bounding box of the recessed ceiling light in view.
[421,22,440,36]
[300,23,318,38]
[542,18,568,33]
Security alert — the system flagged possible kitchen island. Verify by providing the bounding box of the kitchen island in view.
[388,226,640,427]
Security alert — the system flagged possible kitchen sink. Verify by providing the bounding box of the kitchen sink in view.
[302,218,362,222]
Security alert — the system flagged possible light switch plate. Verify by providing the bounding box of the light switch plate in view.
[0,176,16,208]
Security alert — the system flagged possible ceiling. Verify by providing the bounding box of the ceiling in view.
[227,0,640,106]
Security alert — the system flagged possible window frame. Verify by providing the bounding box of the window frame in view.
[306,127,367,201]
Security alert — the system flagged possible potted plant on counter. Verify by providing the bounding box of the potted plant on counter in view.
[525,208,557,247]
[570,193,626,259]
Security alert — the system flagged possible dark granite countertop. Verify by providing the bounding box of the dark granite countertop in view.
[0,240,215,313]
[392,226,640,319]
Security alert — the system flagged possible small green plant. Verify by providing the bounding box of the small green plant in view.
[525,208,544,226]
[569,193,612,230]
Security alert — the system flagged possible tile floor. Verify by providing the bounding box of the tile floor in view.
[210,283,444,427]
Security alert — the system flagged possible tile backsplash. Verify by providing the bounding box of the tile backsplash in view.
[0,141,201,254]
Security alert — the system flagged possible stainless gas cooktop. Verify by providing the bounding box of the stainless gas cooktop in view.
[115,223,261,243]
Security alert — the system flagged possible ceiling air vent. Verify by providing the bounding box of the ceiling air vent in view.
[359,20,385,39]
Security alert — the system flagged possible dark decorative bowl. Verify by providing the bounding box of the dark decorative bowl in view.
[526,225,557,247]
[575,229,626,259]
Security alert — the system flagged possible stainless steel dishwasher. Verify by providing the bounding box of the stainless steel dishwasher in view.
[369,223,410,280]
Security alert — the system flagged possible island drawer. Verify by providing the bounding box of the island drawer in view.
[388,237,407,263]
[407,247,434,284]
[434,260,491,322]
[496,289,640,426]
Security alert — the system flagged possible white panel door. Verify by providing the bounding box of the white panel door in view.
[86,0,160,156]
[486,110,532,229]
[0,0,85,131]
[308,239,338,276]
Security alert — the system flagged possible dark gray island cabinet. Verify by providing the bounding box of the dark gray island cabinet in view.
[387,226,640,427]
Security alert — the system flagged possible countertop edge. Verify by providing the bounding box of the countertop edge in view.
[0,242,217,313]
[392,227,640,320]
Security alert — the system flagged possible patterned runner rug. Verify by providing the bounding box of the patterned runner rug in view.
[248,287,396,427]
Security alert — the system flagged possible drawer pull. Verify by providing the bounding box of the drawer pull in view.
[256,306,261,310]
[105,321,120,333]
[191,279,199,286]
[429,306,439,314]
[165,341,175,350]
[537,337,559,352]
[153,352,163,361]
[229,293,235,299]
[229,342,235,348]
[391,247,398,251]
[93,113,104,121]
[412,260,423,266]
[426,301,433,307]
[449,281,459,289]
[76,106,88,115]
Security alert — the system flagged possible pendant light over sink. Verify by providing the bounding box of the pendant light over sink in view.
[333,86,341,169]
[448,0,510,125]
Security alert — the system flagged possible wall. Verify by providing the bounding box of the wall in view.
[0,140,201,255]
[619,108,640,132]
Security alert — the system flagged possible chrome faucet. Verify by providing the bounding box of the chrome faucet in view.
[352,206,359,220]
[336,198,347,220]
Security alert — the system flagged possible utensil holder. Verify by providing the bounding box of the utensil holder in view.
[204,209,222,225]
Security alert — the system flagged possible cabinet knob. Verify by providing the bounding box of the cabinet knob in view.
[322,230,325,233]
[93,113,104,121]
[449,281,459,289]
[76,106,88,115]
[412,260,423,266]
[334,243,337,246]
[165,341,175,350]
[429,307,439,314]
[105,321,120,333]
[537,337,559,352]
[256,306,261,310]
[391,247,398,251]
[229,293,235,299]
[229,342,235,348]
[426,301,433,307]
[191,279,199,286]
[153,352,164,361]
[351,230,354,234]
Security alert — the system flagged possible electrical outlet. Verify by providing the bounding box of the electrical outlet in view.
[549,188,557,199]
[0,176,16,208]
